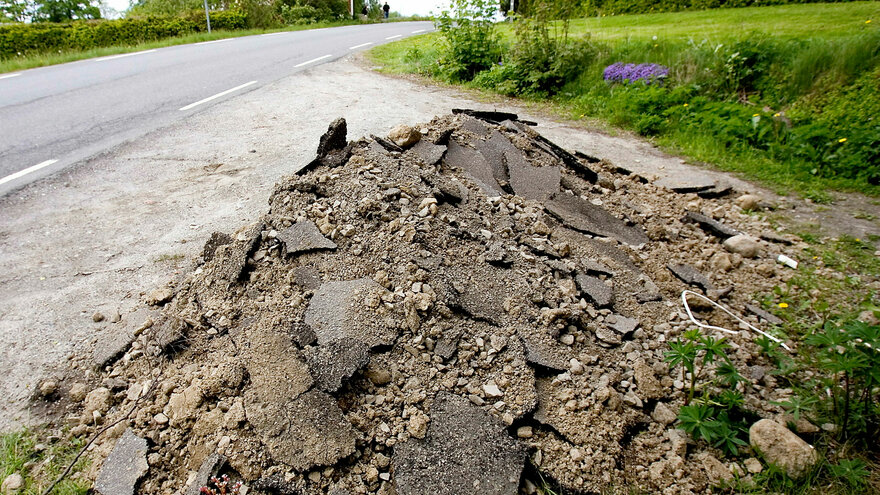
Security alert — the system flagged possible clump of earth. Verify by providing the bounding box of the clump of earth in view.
[57,110,826,494]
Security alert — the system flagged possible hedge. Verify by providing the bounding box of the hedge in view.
[0,10,247,59]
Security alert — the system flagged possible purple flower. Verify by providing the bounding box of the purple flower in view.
[603,62,669,85]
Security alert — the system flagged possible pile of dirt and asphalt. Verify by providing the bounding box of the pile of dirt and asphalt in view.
[52,111,824,494]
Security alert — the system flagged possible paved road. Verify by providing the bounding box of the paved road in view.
[0,21,433,195]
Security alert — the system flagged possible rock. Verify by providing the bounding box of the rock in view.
[2,474,23,494]
[84,387,112,417]
[654,174,716,193]
[146,287,173,306]
[278,221,337,255]
[651,402,677,425]
[683,211,740,238]
[749,419,820,479]
[667,263,715,292]
[483,382,504,398]
[304,338,370,392]
[517,426,533,438]
[709,252,734,272]
[68,382,88,402]
[735,194,762,211]
[443,140,504,196]
[364,363,392,386]
[744,457,763,474]
[409,140,446,166]
[623,390,643,408]
[407,411,430,439]
[633,360,663,399]
[302,117,352,170]
[304,278,398,348]
[699,452,734,485]
[545,193,649,246]
[723,234,762,258]
[39,380,57,397]
[575,273,613,308]
[485,242,513,267]
[92,308,154,368]
[594,326,621,346]
[245,388,358,471]
[92,311,105,322]
[184,453,227,495]
[668,428,688,458]
[388,125,421,148]
[607,314,639,335]
[94,429,149,495]
[393,392,526,495]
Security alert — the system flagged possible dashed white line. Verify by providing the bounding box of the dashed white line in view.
[196,38,232,45]
[0,159,58,187]
[294,54,332,68]
[94,50,157,62]
[411,29,426,33]
[385,34,402,40]
[349,42,374,50]
[179,81,258,111]
[0,73,21,80]
[262,32,287,37]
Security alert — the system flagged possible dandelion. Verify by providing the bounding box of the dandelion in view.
[683,103,689,107]
[753,113,760,117]
[856,238,861,242]
[774,112,781,117]
[779,303,789,308]
[839,138,847,143]
[867,20,872,24]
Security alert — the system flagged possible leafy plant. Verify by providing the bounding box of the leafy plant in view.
[433,0,502,81]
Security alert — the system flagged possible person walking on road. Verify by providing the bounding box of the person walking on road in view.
[382,2,390,18]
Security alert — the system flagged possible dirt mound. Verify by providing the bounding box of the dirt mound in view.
[75,112,805,494]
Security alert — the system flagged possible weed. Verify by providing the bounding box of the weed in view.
[0,427,89,494]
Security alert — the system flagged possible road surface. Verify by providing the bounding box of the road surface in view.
[0,21,433,195]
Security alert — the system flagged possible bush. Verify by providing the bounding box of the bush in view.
[280,3,320,24]
[434,0,503,82]
[0,11,247,59]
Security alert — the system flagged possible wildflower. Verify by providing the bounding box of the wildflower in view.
[603,62,669,85]
[839,138,847,143]
[867,20,872,24]
[856,238,861,242]
[753,113,760,117]
[778,303,789,308]
[683,103,689,107]
[774,112,781,117]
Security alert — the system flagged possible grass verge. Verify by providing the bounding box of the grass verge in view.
[1,427,89,494]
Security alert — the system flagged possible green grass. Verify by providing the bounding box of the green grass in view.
[368,2,880,196]
[568,2,880,41]
[1,428,89,495]
[0,18,421,74]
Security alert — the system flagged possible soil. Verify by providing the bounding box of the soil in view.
[2,55,879,494]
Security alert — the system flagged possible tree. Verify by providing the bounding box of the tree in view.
[33,0,102,21]
[1,0,39,22]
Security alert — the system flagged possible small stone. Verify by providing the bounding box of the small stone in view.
[517,426,533,438]
[723,234,762,258]
[569,448,583,462]
[153,413,169,425]
[482,382,503,398]
[749,419,819,479]
[735,194,762,211]
[39,380,57,397]
[700,452,734,485]
[2,474,24,494]
[92,312,105,323]
[709,252,734,272]
[68,382,88,402]
[622,390,643,408]
[651,402,677,425]
[569,359,584,375]
[559,334,575,346]
[146,287,173,306]
[365,364,392,386]
[408,412,429,439]
[388,125,421,148]
[744,457,763,474]
[608,315,639,335]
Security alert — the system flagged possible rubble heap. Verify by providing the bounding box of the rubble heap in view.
[75,111,810,494]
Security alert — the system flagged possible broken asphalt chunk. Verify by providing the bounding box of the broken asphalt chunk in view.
[393,392,526,495]
[300,117,352,173]
[277,221,337,255]
[545,193,649,246]
[452,108,522,125]
[575,273,613,308]
[304,278,399,348]
[202,232,233,263]
[654,174,716,193]
[444,140,505,197]
[409,140,447,167]
[746,304,784,325]
[184,453,227,495]
[94,429,149,495]
[304,338,370,392]
[683,211,740,239]
[668,263,716,292]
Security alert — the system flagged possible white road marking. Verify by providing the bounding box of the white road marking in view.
[179,81,258,111]
[385,34,402,40]
[294,54,332,68]
[262,32,287,36]
[0,73,21,80]
[94,50,157,62]
[196,38,232,45]
[0,159,58,187]
[411,29,426,33]
[349,42,373,50]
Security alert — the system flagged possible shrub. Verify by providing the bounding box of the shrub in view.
[434,0,503,82]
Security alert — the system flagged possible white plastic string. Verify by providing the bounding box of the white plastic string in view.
[681,289,792,352]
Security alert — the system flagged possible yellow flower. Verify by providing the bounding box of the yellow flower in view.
[753,113,760,117]
[778,303,789,308]
[867,20,872,24]
[856,238,861,242]
[839,138,847,143]
[654,44,658,47]
[683,103,689,107]
[774,112,781,117]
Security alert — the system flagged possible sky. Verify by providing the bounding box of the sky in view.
[102,0,447,18]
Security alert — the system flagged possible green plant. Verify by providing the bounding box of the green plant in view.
[0,428,90,494]
[434,0,502,81]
